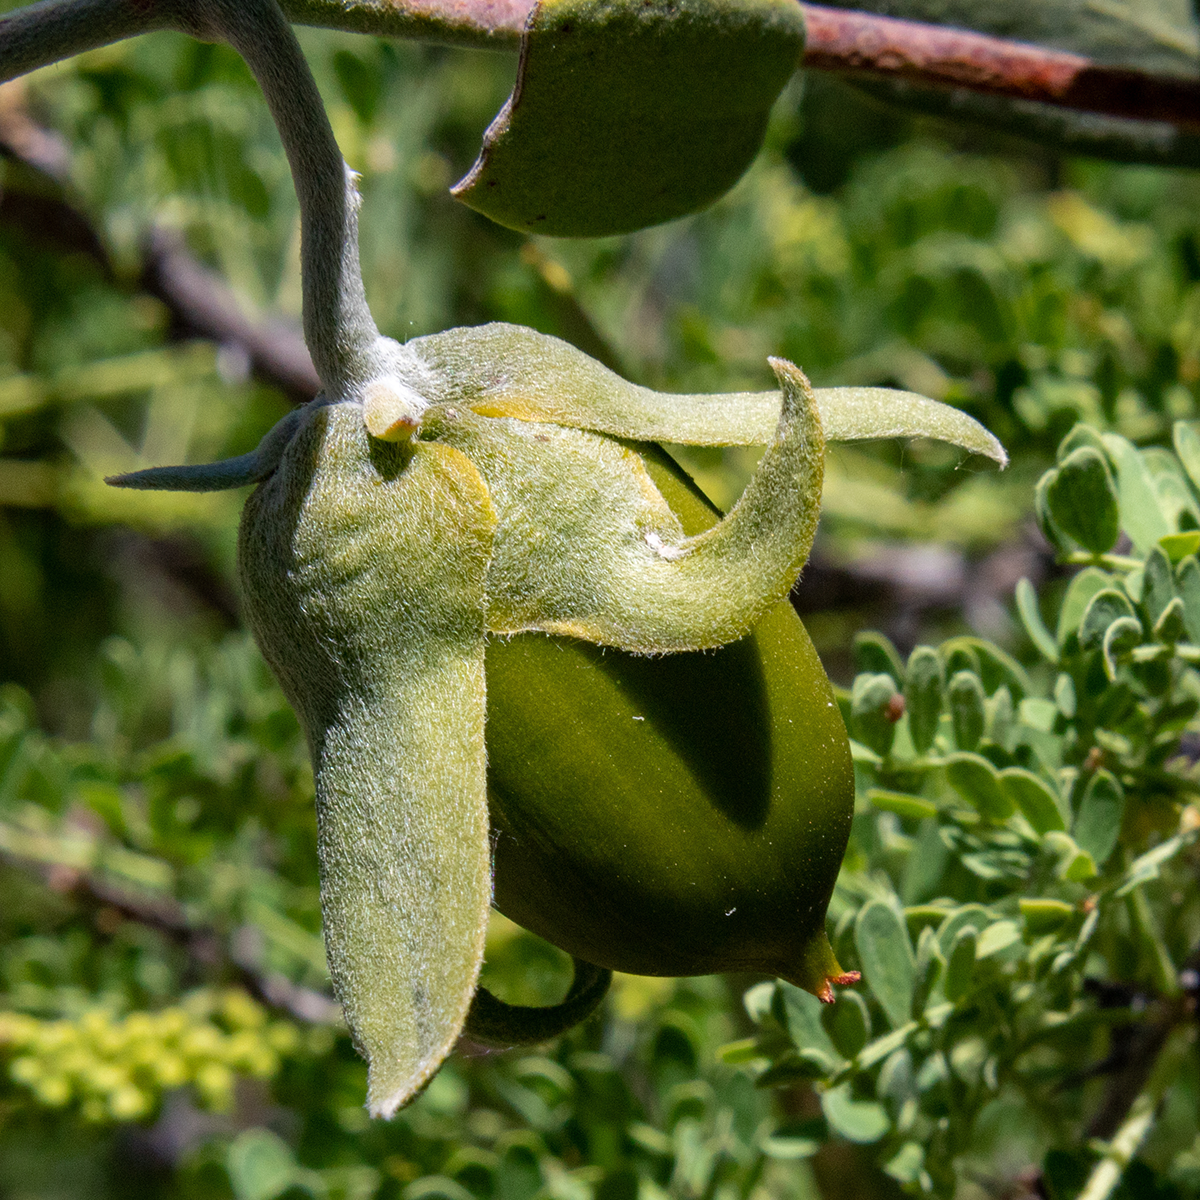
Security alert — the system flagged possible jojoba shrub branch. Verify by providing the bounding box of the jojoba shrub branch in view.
[4,0,1006,1120]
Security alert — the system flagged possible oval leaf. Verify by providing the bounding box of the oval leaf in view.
[944,753,1013,820]
[1073,769,1125,868]
[1045,448,1120,554]
[1079,588,1136,652]
[904,645,943,755]
[947,670,985,753]
[1000,767,1066,834]
[821,1082,890,1143]
[452,0,805,236]
[854,900,914,1030]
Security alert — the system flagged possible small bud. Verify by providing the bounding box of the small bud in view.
[363,376,426,441]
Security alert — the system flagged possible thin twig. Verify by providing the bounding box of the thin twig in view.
[0,0,169,85]
[281,0,1200,134]
[1,843,341,1025]
[6,0,1200,137]
[0,85,319,403]
[800,5,1200,134]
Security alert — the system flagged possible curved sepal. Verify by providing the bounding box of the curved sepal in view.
[423,357,822,652]
[410,323,1006,464]
[106,408,306,492]
[464,958,612,1048]
[238,403,497,1118]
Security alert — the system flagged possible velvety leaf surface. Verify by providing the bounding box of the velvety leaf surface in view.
[452,0,805,236]
[410,323,1007,462]
[420,358,824,652]
[238,403,496,1118]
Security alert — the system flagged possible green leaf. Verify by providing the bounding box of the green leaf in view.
[1073,770,1125,868]
[852,673,899,758]
[947,671,985,752]
[1116,835,1188,896]
[1176,555,1200,642]
[1020,696,1057,732]
[944,753,1014,820]
[226,1130,298,1200]
[1035,470,1073,555]
[941,636,1031,701]
[1102,434,1172,554]
[904,645,943,755]
[1055,672,1077,719]
[1000,767,1067,834]
[775,983,844,1072]
[452,0,805,236]
[821,990,871,1059]
[868,789,937,821]
[975,919,1020,959]
[853,631,904,685]
[1043,831,1098,882]
[1045,448,1120,554]
[1173,420,1200,493]
[1058,424,1113,465]
[985,684,1014,747]
[935,905,991,956]
[854,900,915,1030]
[1142,547,1177,627]
[910,925,944,1016]
[1019,898,1075,935]
[1153,596,1187,645]
[1079,588,1137,652]
[856,1023,918,1069]
[1016,577,1058,662]
[1102,615,1143,680]
[1159,531,1200,563]
[884,1143,925,1187]
[821,1083,890,1144]
[943,927,977,1004]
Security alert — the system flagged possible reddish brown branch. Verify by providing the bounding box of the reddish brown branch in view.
[288,0,1200,132]
[800,4,1200,133]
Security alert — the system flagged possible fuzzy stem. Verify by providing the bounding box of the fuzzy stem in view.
[0,0,169,84]
[189,0,381,397]
[0,0,387,399]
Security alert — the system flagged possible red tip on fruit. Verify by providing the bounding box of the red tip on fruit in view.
[786,935,860,1002]
[816,970,861,1003]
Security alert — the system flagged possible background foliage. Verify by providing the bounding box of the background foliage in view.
[2,8,1200,1200]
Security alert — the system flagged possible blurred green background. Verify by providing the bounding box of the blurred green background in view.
[3,12,1200,1200]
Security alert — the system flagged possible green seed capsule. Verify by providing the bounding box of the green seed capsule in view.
[486,445,855,995]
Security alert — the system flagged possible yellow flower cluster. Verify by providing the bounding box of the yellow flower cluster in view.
[0,989,300,1122]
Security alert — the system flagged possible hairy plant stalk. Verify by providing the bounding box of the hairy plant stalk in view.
[2,0,414,407]
[0,0,167,84]
[188,0,394,399]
